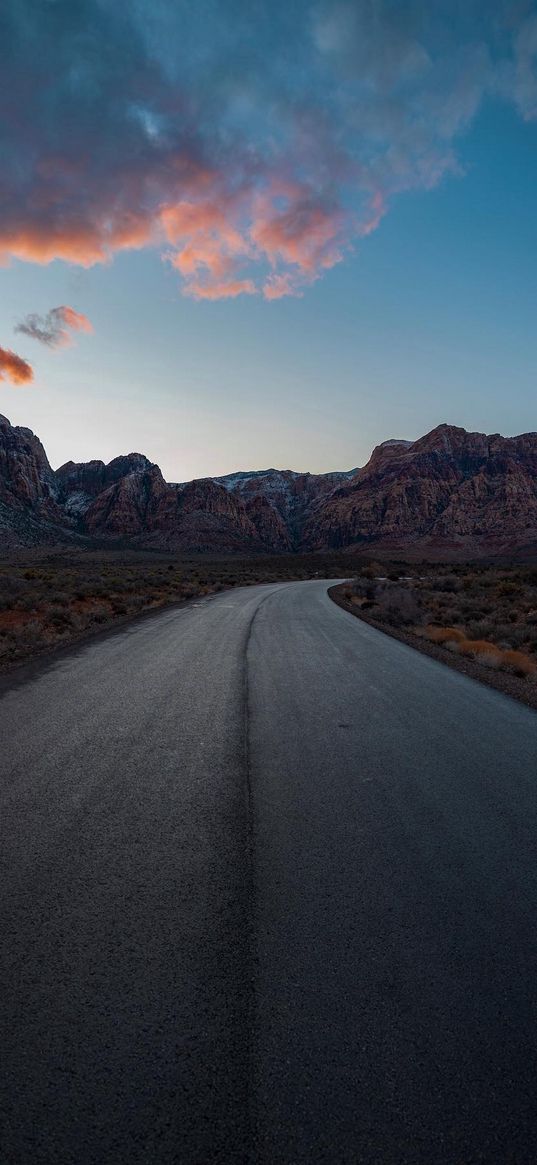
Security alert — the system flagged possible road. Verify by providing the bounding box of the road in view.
[1,579,537,1164]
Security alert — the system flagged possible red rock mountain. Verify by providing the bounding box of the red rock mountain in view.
[0,413,65,546]
[56,453,155,511]
[1,415,536,557]
[214,467,357,548]
[304,425,537,557]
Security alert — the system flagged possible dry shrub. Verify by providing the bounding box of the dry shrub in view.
[478,650,503,670]
[434,574,461,593]
[374,584,422,626]
[459,639,503,667]
[383,564,537,684]
[426,626,465,645]
[445,639,463,653]
[500,650,537,678]
[454,639,535,677]
[89,603,109,624]
[498,581,521,597]
[360,561,384,579]
[458,638,498,657]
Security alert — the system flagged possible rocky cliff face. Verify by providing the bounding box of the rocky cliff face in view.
[0,414,354,552]
[145,477,262,553]
[0,413,67,545]
[214,467,356,546]
[0,414,58,509]
[56,454,155,518]
[83,465,168,538]
[1,416,536,557]
[243,494,293,552]
[305,424,537,556]
[81,467,291,552]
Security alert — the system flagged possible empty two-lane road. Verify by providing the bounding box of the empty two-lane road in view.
[1,581,537,1164]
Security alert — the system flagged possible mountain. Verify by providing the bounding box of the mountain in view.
[0,415,355,553]
[56,453,155,518]
[0,416,302,552]
[213,467,357,548]
[0,413,67,547]
[0,415,536,557]
[83,472,291,553]
[304,424,537,557]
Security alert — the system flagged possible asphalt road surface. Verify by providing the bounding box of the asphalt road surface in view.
[1,579,537,1164]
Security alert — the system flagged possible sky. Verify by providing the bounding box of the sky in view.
[1,0,537,482]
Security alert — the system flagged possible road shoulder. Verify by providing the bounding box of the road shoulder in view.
[329,582,537,713]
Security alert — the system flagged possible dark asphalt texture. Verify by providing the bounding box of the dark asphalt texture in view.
[1,580,537,1164]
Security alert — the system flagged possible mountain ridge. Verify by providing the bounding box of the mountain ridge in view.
[1,414,536,558]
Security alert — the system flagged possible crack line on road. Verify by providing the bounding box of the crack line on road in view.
[241,587,279,1162]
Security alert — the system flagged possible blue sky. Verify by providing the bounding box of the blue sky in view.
[1,2,536,480]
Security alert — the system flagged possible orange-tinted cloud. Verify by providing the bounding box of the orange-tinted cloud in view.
[16,305,93,348]
[250,187,345,275]
[0,348,34,385]
[0,216,154,269]
[59,306,92,334]
[162,197,255,296]
[162,183,349,299]
[186,278,257,300]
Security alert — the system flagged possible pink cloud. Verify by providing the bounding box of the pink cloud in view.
[57,306,93,336]
[160,180,351,300]
[186,278,257,300]
[162,196,255,296]
[263,273,303,300]
[0,167,384,304]
[0,220,152,268]
[250,187,346,275]
[0,221,98,267]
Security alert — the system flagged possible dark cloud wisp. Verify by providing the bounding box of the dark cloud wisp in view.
[16,306,93,348]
